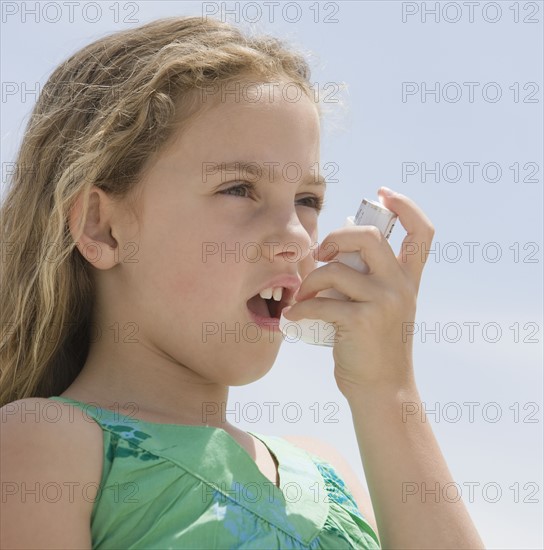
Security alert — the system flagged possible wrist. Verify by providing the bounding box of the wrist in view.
[341,373,419,409]
[336,356,417,401]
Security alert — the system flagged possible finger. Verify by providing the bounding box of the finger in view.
[376,187,435,286]
[282,296,362,324]
[314,225,398,276]
[295,261,383,303]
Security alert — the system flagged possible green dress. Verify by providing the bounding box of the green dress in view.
[48,396,381,549]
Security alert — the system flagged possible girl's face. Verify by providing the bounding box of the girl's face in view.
[104,80,324,385]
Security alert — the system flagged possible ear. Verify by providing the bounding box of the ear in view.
[68,186,119,270]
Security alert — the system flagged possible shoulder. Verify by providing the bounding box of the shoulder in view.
[0,397,104,548]
[1,397,104,457]
[281,434,378,536]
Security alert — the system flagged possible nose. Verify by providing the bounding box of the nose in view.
[261,207,315,265]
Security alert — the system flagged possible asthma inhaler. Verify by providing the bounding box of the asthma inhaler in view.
[278,198,397,347]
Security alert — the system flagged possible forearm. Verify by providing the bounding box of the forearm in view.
[348,379,485,550]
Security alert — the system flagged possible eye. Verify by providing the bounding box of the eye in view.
[219,182,325,212]
[297,195,325,212]
[219,182,256,199]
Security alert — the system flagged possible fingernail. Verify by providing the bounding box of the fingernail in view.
[282,306,292,318]
[379,186,395,196]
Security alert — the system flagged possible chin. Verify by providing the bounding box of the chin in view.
[229,369,272,387]
[219,352,278,387]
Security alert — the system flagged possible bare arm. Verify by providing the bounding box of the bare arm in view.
[284,189,486,549]
[348,383,485,549]
[0,398,102,549]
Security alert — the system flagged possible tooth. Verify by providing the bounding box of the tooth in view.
[272,287,283,301]
[259,287,273,299]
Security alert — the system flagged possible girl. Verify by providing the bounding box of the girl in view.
[0,16,484,549]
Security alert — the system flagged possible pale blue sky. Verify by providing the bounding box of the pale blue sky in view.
[2,1,543,548]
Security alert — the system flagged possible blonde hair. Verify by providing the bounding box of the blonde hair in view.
[0,16,333,406]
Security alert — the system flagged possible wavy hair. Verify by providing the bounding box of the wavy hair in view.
[0,16,336,406]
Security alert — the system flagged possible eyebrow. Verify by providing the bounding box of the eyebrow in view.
[203,161,327,189]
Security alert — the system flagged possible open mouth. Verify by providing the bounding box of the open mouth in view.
[246,289,291,320]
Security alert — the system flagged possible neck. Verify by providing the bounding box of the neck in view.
[61,345,232,429]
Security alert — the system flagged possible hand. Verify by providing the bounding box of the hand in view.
[282,187,435,399]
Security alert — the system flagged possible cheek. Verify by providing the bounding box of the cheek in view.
[133,224,213,304]
[166,238,244,311]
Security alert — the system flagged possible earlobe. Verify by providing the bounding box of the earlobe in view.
[68,186,119,271]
